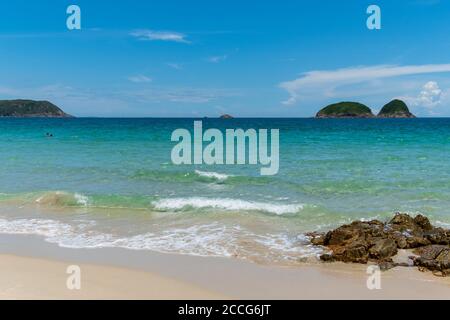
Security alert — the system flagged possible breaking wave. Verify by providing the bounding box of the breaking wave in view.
[35,191,89,207]
[0,191,306,216]
[194,170,231,181]
[152,197,305,215]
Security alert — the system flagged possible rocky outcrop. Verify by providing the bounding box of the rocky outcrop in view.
[412,245,450,276]
[0,100,72,118]
[307,213,450,276]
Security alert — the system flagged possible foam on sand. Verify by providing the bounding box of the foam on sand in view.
[0,218,322,263]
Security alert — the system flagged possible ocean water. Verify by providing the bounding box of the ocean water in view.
[1,118,450,265]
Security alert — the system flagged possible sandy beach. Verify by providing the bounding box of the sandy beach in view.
[0,255,227,300]
[0,234,449,300]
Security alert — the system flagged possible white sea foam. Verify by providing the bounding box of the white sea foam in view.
[0,218,322,262]
[111,223,238,257]
[194,170,231,181]
[152,197,304,215]
[254,233,324,258]
[74,193,90,206]
[0,218,73,237]
[435,220,450,228]
[113,226,324,260]
[0,218,239,257]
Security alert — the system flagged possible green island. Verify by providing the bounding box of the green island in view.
[0,99,72,118]
[316,102,374,118]
[378,99,416,118]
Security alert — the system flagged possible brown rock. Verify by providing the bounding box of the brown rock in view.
[319,254,334,262]
[406,236,431,248]
[324,228,357,246]
[388,213,418,232]
[308,213,449,276]
[414,215,433,231]
[306,232,326,246]
[389,232,408,249]
[389,213,414,225]
[369,239,398,260]
[413,245,450,276]
[425,228,450,245]
[413,245,447,260]
[341,244,369,263]
[378,260,396,271]
[386,213,436,249]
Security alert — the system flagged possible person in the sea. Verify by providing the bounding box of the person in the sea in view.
[45,133,54,137]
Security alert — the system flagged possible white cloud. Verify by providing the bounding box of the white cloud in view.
[167,63,183,70]
[128,75,152,83]
[279,64,450,105]
[400,81,444,112]
[130,30,189,43]
[417,81,443,108]
[208,55,228,63]
[129,87,238,104]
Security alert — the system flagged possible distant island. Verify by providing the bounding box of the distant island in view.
[220,114,234,119]
[0,100,72,118]
[378,99,415,118]
[316,99,415,118]
[316,102,374,118]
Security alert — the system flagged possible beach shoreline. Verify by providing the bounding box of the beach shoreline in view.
[0,234,449,300]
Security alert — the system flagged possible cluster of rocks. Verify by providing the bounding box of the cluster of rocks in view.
[307,213,450,276]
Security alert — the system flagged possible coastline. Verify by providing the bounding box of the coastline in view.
[0,234,449,300]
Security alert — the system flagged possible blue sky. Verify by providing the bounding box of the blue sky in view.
[1,0,450,117]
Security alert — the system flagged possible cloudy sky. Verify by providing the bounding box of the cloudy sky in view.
[1,0,450,117]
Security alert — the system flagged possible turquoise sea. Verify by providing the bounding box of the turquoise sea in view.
[1,118,450,265]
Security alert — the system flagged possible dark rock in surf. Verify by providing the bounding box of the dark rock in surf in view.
[412,245,450,276]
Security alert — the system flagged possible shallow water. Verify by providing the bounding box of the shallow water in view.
[1,118,449,265]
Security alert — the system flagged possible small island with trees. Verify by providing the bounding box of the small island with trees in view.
[0,100,72,118]
[377,99,415,118]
